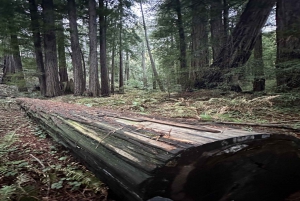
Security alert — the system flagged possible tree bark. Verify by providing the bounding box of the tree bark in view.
[67,0,85,96]
[111,28,116,94]
[210,0,224,61]
[276,0,300,89]
[253,32,265,91]
[208,0,276,87]
[10,34,27,92]
[28,0,46,96]
[142,41,147,88]
[88,0,100,97]
[191,0,209,87]
[57,19,69,83]
[42,0,61,97]
[125,51,129,82]
[174,0,188,91]
[18,97,300,201]
[99,0,110,96]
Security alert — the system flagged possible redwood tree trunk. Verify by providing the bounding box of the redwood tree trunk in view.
[119,0,124,93]
[42,0,61,97]
[208,0,276,86]
[191,0,209,86]
[57,19,68,83]
[68,0,85,95]
[253,32,265,91]
[276,0,300,89]
[99,0,110,96]
[88,0,100,96]
[28,0,46,96]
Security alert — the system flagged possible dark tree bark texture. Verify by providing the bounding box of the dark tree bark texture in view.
[253,32,265,92]
[99,0,110,96]
[42,0,61,97]
[18,98,300,201]
[276,0,300,89]
[28,0,46,96]
[57,20,69,83]
[88,0,100,97]
[68,0,85,96]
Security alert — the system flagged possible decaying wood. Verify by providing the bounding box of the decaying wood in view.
[17,98,300,201]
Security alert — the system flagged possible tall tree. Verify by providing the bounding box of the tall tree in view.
[99,0,110,96]
[42,0,61,97]
[67,0,85,95]
[28,0,46,96]
[208,0,276,87]
[252,31,265,91]
[140,0,164,91]
[88,0,100,96]
[191,0,209,85]
[276,0,300,89]
[141,41,147,88]
[119,0,124,93]
[57,19,68,83]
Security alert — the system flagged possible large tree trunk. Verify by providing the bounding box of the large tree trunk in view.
[99,0,110,96]
[88,0,100,97]
[18,98,300,201]
[276,0,300,89]
[174,0,188,91]
[140,1,164,92]
[68,0,85,96]
[208,0,276,87]
[10,34,27,92]
[57,19,69,83]
[42,0,61,97]
[253,32,265,92]
[210,0,224,61]
[28,0,46,96]
[2,55,15,84]
[191,0,209,87]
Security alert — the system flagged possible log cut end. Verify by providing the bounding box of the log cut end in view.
[17,98,300,201]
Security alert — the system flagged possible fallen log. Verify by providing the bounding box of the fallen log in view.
[17,98,300,201]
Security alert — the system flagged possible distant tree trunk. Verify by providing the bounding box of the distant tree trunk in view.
[10,34,27,92]
[2,55,15,84]
[276,0,300,89]
[42,0,61,97]
[28,0,46,96]
[125,51,129,82]
[80,49,86,90]
[67,0,84,95]
[210,0,224,61]
[99,0,109,96]
[119,0,124,93]
[175,0,188,90]
[208,0,276,87]
[191,0,209,87]
[253,32,265,91]
[140,0,164,91]
[88,0,100,96]
[142,41,147,88]
[57,20,68,83]
[111,28,116,94]
[223,0,229,42]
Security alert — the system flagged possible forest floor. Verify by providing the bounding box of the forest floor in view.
[1,84,300,200]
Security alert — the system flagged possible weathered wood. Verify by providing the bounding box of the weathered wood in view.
[17,98,300,201]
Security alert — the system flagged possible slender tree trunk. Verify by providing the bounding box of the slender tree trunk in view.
[88,0,100,96]
[140,1,164,91]
[174,0,188,90]
[191,0,209,86]
[57,19,68,83]
[28,0,46,96]
[276,0,300,89]
[142,41,147,88]
[10,34,27,92]
[253,32,265,91]
[210,0,224,61]
[125,51,129,82]
[119,0,124,93]
[80,49,86,90]
[111,30,116,94]
[42,0,61,97]
[67,0,84,95]
[208,0,276,87]
[99,0,110,96]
